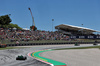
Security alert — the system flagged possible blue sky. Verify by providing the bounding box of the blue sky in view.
[0,0,100,31]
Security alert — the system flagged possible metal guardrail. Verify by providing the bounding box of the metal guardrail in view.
[6,42,100,47]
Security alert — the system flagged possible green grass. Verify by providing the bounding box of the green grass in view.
[0,39,98,44]
[55,45,100,50]
[0,47,28,50]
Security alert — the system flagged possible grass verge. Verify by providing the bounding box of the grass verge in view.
[0,47,28,50]
[0,39,97,44]
[55,45,100,50]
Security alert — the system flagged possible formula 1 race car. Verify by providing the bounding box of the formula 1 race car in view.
[74,43,80,46]
[0,44,7,48]
[16,55,27,60]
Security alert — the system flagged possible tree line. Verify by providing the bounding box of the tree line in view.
[0,15,22,29]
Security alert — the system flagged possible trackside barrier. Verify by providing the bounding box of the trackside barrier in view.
[6,42,100,47]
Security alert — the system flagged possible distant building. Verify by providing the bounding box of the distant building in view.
[22,28,30,30]
[55,24,100,36]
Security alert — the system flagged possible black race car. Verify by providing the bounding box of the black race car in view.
[16,55,27,60]
[74,43,80,46]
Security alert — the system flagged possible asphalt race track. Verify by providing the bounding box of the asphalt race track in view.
[40,48,100,66]
[0,44,99,66]
[0,46,52,66]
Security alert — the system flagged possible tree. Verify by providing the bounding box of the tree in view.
[0,15,12,28]
[30,25,37,31]
[0,15,12,25]
[9,23,22,29]
[0,15,22,29]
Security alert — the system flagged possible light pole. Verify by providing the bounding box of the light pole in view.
[82,24,83,36]
[8,14,11,16]
[52,19,54,32]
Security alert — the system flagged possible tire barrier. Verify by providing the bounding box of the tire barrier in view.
[6,42,100,47]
